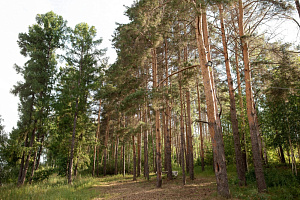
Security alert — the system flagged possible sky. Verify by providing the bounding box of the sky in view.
[0,0,135,133]
[0,1,299,133]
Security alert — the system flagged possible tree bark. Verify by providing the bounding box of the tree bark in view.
[219,3,246,186]
[164,41,173,181]
[196,82,205,171]
[103,115,110,176]
[186,90,194,180]
[152,48,162,187]
[238,0,267,193]
[137,113,141,177]
[234,40,248,172]
[132,135,137,181]
[143,106,149,180]
[195,11,230,198]
[179,82,186,185]
[115,134,119,175]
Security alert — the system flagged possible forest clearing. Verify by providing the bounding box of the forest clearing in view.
[1,0,300,199]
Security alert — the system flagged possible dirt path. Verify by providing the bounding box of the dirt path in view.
[91,175,223,200]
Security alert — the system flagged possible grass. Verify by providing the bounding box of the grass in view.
[0,174,99,200]
[1,164,300,199]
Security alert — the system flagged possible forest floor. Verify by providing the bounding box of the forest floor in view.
[91,173,225,200]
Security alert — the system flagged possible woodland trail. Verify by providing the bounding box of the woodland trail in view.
[91,175,225,200]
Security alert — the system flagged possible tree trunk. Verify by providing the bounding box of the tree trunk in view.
[289,134,297,175]
[195,11,230,198]
[18,120,37,186]
[279,142,286,163]
[219,3,246,186]
[132,135,137,181]
[184,95,190,173]
[164,40,173,180]
[179,82,186,185]
[115,134,119,175]
[196,82,205,171]
[93,99,101,176]
[29,149,38,184]
[186,90,194,180]
[238,0,267,193]
[234,40,248,172]
[103,115,110,176]
[144,106,149,180]
[137,116,141,177]
[123,142,126,177]
[152,48,162,187]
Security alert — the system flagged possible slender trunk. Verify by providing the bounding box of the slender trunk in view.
[123,143,126,177]
[152,48,162,187]
[288,131,297,175]
[74,156,79,177]
[196,83,205,171]
[115,134,119,175]
[132,135,137,181]
[152,125,156,173]
[234,40,248,172]
[103,115,110,176]
[219,4,246,186]
[93,99,101,176]
[29,149,38,184]
[163,111,167,171]
[35,134,45,170]
[179,83,186,185]
[144,106,149,180]
[238,0,267,192]
[164,40,173,180]
[195,11,230,198]
[137,118,141,177]
[184,95,190,173]
[186,90,194,180]
[68,98,79,184]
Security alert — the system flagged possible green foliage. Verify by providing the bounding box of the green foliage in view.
[30,167,55,183]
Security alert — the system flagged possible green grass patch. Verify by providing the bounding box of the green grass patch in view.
[0,174,99,200]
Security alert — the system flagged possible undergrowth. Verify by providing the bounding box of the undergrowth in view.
[0,174,99,200]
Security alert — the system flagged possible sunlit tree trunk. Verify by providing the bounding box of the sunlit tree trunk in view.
[196,82,205,171]
[219,3,246,186]
[238,0,267,192]
[195,9,230,198]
